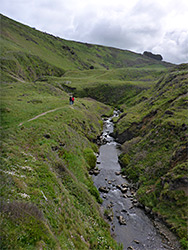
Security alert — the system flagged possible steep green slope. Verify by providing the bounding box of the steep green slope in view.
[115,64,188,248]
[1,14,173,111]
[0,79,125,249]
[1,14,171,83]
[58,67,166,105]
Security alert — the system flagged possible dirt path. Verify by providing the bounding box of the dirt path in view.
[18,107,64,126]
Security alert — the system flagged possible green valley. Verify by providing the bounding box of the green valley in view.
[0,14,187,249]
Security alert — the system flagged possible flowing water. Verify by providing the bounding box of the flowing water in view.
[93,111,181,250]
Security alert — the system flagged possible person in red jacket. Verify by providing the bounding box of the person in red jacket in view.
[72,96,75,104]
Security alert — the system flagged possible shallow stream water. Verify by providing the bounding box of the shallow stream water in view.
[93,111,181,250]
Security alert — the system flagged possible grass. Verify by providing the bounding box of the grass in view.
[0,78,125,249]
[1,13,186,250]
[44,66,168,107]
[117,65,188,248]
[1,13,170,83]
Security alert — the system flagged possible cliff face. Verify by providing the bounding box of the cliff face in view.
[115,64,188,248]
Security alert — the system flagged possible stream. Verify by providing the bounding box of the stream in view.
[92,111,181,250]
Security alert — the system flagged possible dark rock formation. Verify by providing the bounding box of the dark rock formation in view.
[143,51,163,61]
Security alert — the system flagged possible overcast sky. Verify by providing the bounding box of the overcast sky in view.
[1,0,188,64]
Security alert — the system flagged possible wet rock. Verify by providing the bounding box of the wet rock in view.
[107,213,113,221]
[122,194,127,198]
[121,183,128,188]
[94,135,106,145]
[134,240,140,244]
[132,199,137,203]
[121,209,127,213]
[105,208,114,221]
[121,187,128,193]
[107,203,114,209]
[99,186,110,193]
[127,247,135,250]
[145,206,151,214]
[89,169,100,176]
[134,202,144,208]
[117,215,126,225]
[115,171,121,175]
[93,169,100,175]
[116,183,129,193]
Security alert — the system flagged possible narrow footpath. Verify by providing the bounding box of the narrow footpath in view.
[18,107,64,126]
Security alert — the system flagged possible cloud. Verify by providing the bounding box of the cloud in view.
[1,0,188,64]
[153,31,188,63]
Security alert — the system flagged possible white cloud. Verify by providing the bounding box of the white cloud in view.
[1,0,188,63]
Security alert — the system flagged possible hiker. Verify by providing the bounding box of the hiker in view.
[72,96,75,104]
[69,96,73,105]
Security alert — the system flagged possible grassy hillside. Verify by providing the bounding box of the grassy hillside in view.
[1,14,172,107]
[1,13,186,250]
[115,64,188,248]
[1,14,171,83]
[0,79,126,249]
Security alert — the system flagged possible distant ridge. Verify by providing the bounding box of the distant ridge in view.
[1,14,173,82]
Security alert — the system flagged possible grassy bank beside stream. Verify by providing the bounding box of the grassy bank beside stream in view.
[0,80,125,249]
[115,64,188,249]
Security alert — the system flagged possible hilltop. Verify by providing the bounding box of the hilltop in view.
[1,14,171,83]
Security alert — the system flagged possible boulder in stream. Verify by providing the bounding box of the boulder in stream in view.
[89,168,100,176]
[116,184,128,193]
[144,206,151,214]
[117,215,126,225]
[99,186,110,193]
[115,171,121,175]
[127,246,135,250]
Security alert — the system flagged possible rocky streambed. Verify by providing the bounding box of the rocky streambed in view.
[91,111,181,250]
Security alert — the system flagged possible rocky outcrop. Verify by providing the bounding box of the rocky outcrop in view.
[143,51,163,61]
